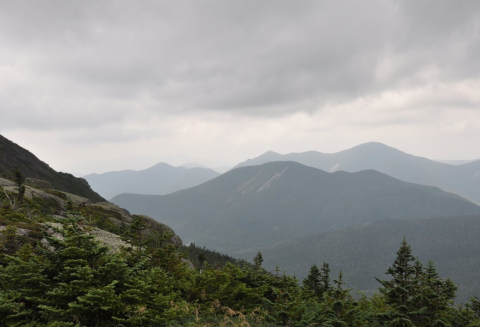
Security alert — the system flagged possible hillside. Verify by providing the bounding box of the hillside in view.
[84,162,220,200]
[234,142,480,204]
[3,178,478,326]
[0,134,105,202]
[112,161,480,254]
[240,215,480,303]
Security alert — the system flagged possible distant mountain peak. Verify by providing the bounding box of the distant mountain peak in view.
[347,141,402,153]
[259,150,281,158]
[84,161,220,199]
[233,142,480,203]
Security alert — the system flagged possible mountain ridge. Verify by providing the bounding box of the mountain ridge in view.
[112,161,480,254]
[0,134,105,202]
[234,142,480,204]
[84,162,220,200]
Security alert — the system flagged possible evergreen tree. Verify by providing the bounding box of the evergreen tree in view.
[127,216,148,248]
[303,263,321,299]
[320,261,332,296]
[13,168,25,204]
[467,296,480,320]
[198,252,207,270]
[376,239,462,327]
[377,239,417,307]
[253,251,263,269]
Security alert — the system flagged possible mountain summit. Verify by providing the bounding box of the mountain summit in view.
[234,142,480,204]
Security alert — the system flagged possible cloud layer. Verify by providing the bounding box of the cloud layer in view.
[1,0,479,173]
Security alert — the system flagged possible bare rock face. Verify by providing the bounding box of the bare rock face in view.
[1,177,182,249]
[90,228,131,253]
[135,214,183,247]
[86,202,183,247]
[2,183,65,208]
[87,202,134,225]
[41,222,131,254]
[181,258,195,269]
[25,178,52,189]
[62,192,91,206]
[0,178,15,187]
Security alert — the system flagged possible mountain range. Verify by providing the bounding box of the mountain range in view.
[84,163,220,200]
[3,134,480,304]
[112,161,480,254]
[234,142,480,204]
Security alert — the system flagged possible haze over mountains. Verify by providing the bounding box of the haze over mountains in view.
[180,162,231,173]
[234,142,480,204]
[112,161,480,254]
[84,163,220,200]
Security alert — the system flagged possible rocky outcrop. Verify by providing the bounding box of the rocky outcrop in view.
[0,178,15,187]
[0,134,105,202]
[25,178,52,189]
[1,181,64,208]
[1,177,182,249]
[86,202,183,247]
[41,222,131,254]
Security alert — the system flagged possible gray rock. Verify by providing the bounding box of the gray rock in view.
[181,258,195,269]
[25,178,52,189]
[0,178,15,187]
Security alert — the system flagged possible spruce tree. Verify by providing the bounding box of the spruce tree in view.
[303,263,321,298]
[377,239,417,308]
[320,261,332,297]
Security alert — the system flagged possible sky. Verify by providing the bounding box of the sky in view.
[1,0,480,175]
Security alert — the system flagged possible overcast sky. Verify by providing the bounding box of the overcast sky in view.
[1,0,480,175]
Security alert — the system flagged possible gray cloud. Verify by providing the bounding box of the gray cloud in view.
[1,0,479,172]
[2,0,479,123]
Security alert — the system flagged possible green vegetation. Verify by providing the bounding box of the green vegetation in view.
[248,216,480,304]
[0,183,479,326]
[1,213,480,326]
[1,158,480,325]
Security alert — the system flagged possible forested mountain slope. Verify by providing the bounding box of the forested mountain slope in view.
[84,162,220,200]
[112,161,480,253]
[241,215,480,303]
[0,134,105,202]
[235,142,480,204]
